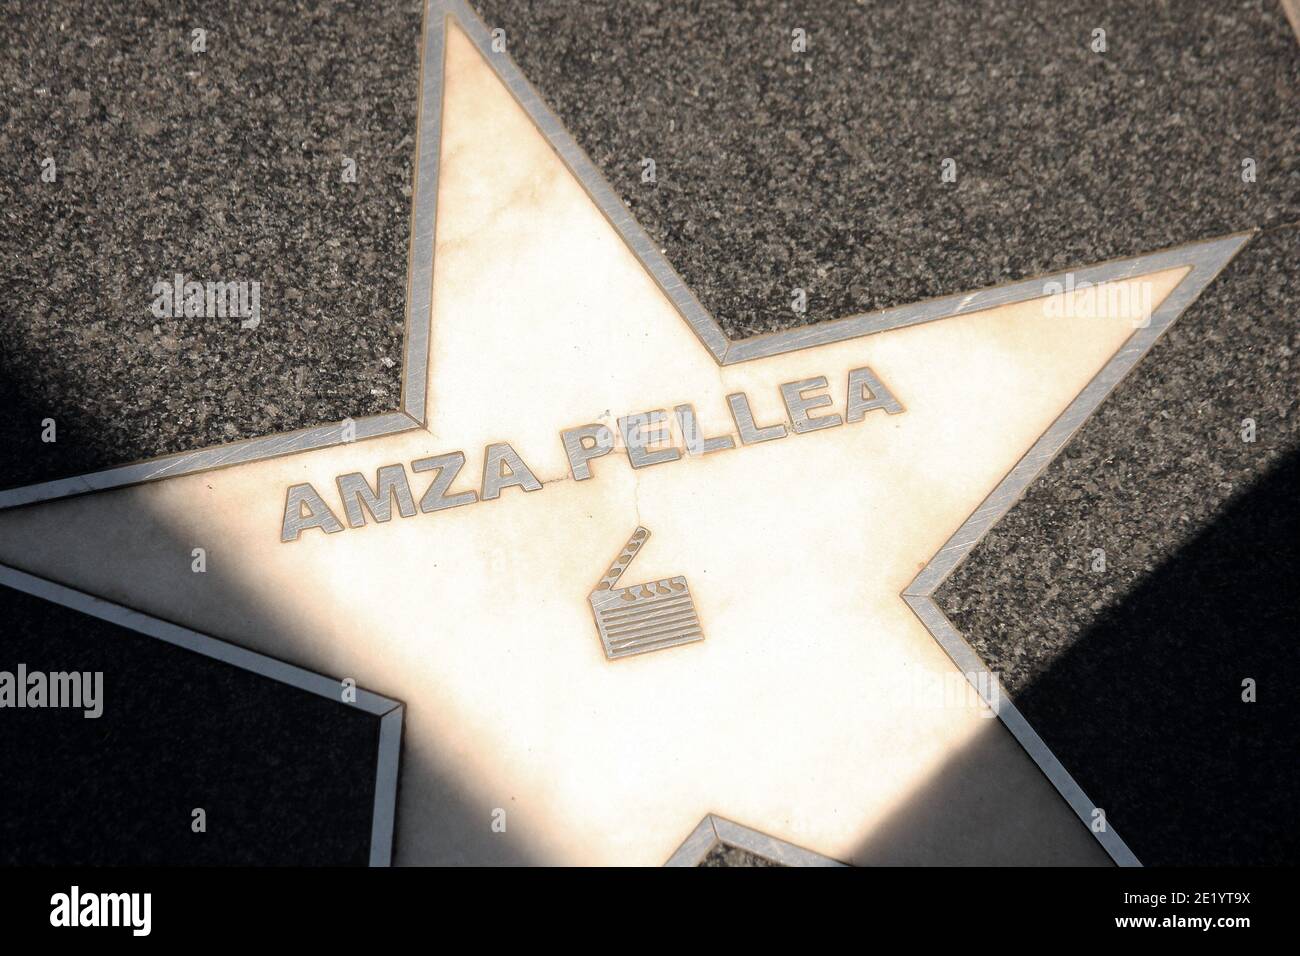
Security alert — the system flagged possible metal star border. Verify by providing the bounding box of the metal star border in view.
[0,0,1250,866]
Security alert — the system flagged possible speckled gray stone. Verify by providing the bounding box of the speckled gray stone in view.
[0,0,421,488]
[470,0,1298,338]
[699,842,782,867]
[936,226,1299,866]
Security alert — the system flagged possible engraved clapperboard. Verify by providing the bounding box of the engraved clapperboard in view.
[588,527,704,660]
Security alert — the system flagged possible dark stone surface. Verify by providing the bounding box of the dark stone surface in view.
[700,843,781,867]
[0,0,421,489]
[470,0,1298,339]
[0,581,383,864]
[936,226,1300,866]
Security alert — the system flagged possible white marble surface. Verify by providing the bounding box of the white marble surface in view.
[0,24,1189,865]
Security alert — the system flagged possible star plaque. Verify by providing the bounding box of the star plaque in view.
[0,5,1248,866]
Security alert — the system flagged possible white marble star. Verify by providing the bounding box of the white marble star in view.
[0,7,1247,866]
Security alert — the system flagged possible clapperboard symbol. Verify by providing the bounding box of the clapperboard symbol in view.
[588,526,704,660]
